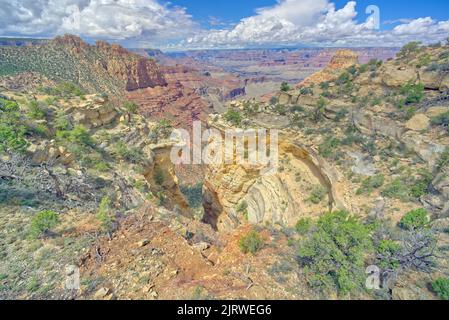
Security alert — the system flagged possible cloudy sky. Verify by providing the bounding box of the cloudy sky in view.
[0,0,448,50]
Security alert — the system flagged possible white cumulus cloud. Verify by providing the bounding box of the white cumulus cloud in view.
[183,0,449,49]
[0,0,448,49]
[0,0,198,46]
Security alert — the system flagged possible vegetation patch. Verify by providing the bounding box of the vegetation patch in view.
[432,278,449,300]
[399,208,429,231]
[357,175,385,195]
[298,211,372,295]
[224,109,242,126]
[29,210,59,239]
[239,230,265,255]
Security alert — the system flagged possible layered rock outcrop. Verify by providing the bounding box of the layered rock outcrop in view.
[298,49,359,87]
[0,35,167,96]
[202,119,349,231]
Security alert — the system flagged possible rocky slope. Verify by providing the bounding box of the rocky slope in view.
[1,41,448,301]
[0,35,213,128]
[298,49,360,87]
[0,35,167,95]
[197,43,449,299]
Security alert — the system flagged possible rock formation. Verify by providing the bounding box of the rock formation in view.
[202,118,349,232]
[298,49,360,87]
[0,35,167,95]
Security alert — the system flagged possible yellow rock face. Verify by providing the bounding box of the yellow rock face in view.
[405,114,431,131]
[202,132,350,231]
[299,49,359,87]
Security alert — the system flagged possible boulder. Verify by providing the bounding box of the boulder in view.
[193,242,210,252]
[382,65,417,87]
[353,110,404,139]
[405,114,430,131]
[277,92,293,105]
[137,239,150,247]
[401,131,446,166]
[348,151,377,176]
[419,70,442,89]
[94,287,110,299]
[440,75,449,90]
[426,106,448,118]
[27,141,60,164]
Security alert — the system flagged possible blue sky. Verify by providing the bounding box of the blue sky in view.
[1,0,449,49]
[170,0,449,30]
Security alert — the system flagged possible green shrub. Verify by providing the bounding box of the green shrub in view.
[0,97,20,112]
[399,209,429,231]
[0,121,28,154]
[320,82,330,90]
[381,178,410,201]
[432,278,449,300]
[347,65,358,75]
[29,210,59,239]
[367,59,383,70]
[123,101,138,113]
[299,87,313,95]
[295,218,312,235]
[32,123,50,138]
[400,81,424,104]
[57,125,94,147]
[27,100,46,120]
[224,109,242,126]
[180,183,203,208]
[236,200,248,213]
[280,82,291,92]
[156,191,166,206]
[398,42,422,58]
[274,104,287,115]
[371,97,382,106]
[359,64,368,73]
[154,119,173,139]
[93,161,109,172]
[26,277,40,293]
[154,168,165,185]
[410,169,432,198]
[44,96,58,106]
[290,105,305,113]
[341,130,365,146]
[54,82,85,97]
[336,72,351,85]
[298,211,372,295]
[416,54,432,68]
[334,108,349,122]
[376,239,401,271]
[242,102,259,116]
[236,200,249,220]
[239,230,264,255]
[54,113,71,131]
[313,97,327,122]
[113,141,143,163]
[381,170,432,201]
[308,186,327,204]
[357,175,385,195]
[318,136,340,158]
[96,196,115,233]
